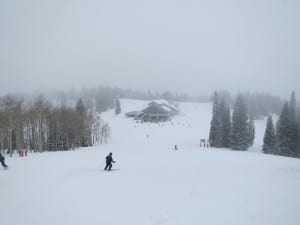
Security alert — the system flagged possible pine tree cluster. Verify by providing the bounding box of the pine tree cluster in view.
[230,94,255,150]
[262,115,276,154]
[209,92,254,150]
[263,91,300,158]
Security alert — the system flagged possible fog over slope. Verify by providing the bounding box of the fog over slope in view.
[0,0,299,97]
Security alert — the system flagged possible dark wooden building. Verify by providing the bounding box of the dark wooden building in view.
[126,101,179,122]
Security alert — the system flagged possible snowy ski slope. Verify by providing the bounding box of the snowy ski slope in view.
[1,99,300,225]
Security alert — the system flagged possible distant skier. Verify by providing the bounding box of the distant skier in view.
[0,152,8,169]
[104,152,115,171]
[174,145,178,150]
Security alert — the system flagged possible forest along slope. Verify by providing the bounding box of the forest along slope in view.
[0,99,300,225]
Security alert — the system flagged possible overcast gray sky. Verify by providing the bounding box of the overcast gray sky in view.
[0,0,299,98]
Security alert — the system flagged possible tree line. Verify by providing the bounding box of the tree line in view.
[0,95,110,156]
[243,92,283,119]
[38,86,210,114]
[215,90,283,119]
[263,91,300,158]
[209,91,255,150]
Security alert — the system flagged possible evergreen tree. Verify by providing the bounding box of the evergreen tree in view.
[297,112,300,157]
[277,102,290,156]
[220,98,231,148]
[273,118,281,155]
[115,98,121,115]
[230,94,249,150]
[288,91,298,157]
[209,92,222,147]
[276,92,299,157]
[76,98,86,115]
[263,115,276,154]
[247,118,255,148]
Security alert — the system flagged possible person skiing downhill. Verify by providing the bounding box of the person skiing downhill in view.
[104,152,115,171]
[0,152,8,169]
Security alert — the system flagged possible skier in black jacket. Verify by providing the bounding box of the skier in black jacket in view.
[0,152,8,169]
[104,152,115,171]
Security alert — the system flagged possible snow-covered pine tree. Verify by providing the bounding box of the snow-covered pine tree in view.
[209,92,222,147]
[115,98,121,115]
[273,118,280,155]
[220,98,231,148]
[247,118,255,148]
[297,112,300,158]
[276,92,299,157]
[287,91,298,157]
[230,94,249,150]
[76,98,86,115]
[277,102,290,156]
[263,115,276,154]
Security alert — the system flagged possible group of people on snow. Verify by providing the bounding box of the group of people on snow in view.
[1,151,116,172]
[1,151,115,172]
[2,147,183,172]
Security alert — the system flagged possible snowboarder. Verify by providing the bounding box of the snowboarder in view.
[104,152,115,171]
[0,152,8,169]
[174,144,178,150]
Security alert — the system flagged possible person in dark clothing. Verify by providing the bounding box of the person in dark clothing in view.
[0,153,8,169]
[104,152,115,171]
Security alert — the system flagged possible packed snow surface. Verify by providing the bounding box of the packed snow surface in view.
[1,99,300,225]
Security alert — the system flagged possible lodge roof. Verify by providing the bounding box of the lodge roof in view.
[125,101,179,122]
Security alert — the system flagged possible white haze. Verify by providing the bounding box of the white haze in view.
[0,0,299,98]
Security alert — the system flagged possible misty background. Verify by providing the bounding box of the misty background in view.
[0,0,299,98]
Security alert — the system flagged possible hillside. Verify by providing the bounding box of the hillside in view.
[1,99,299,225]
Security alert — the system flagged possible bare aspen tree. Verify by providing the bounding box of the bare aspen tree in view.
[0,94,110,153]
[100,123,110,144]
[1,96,22,156]
[91,116,102,145]
[33,96,51,152]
